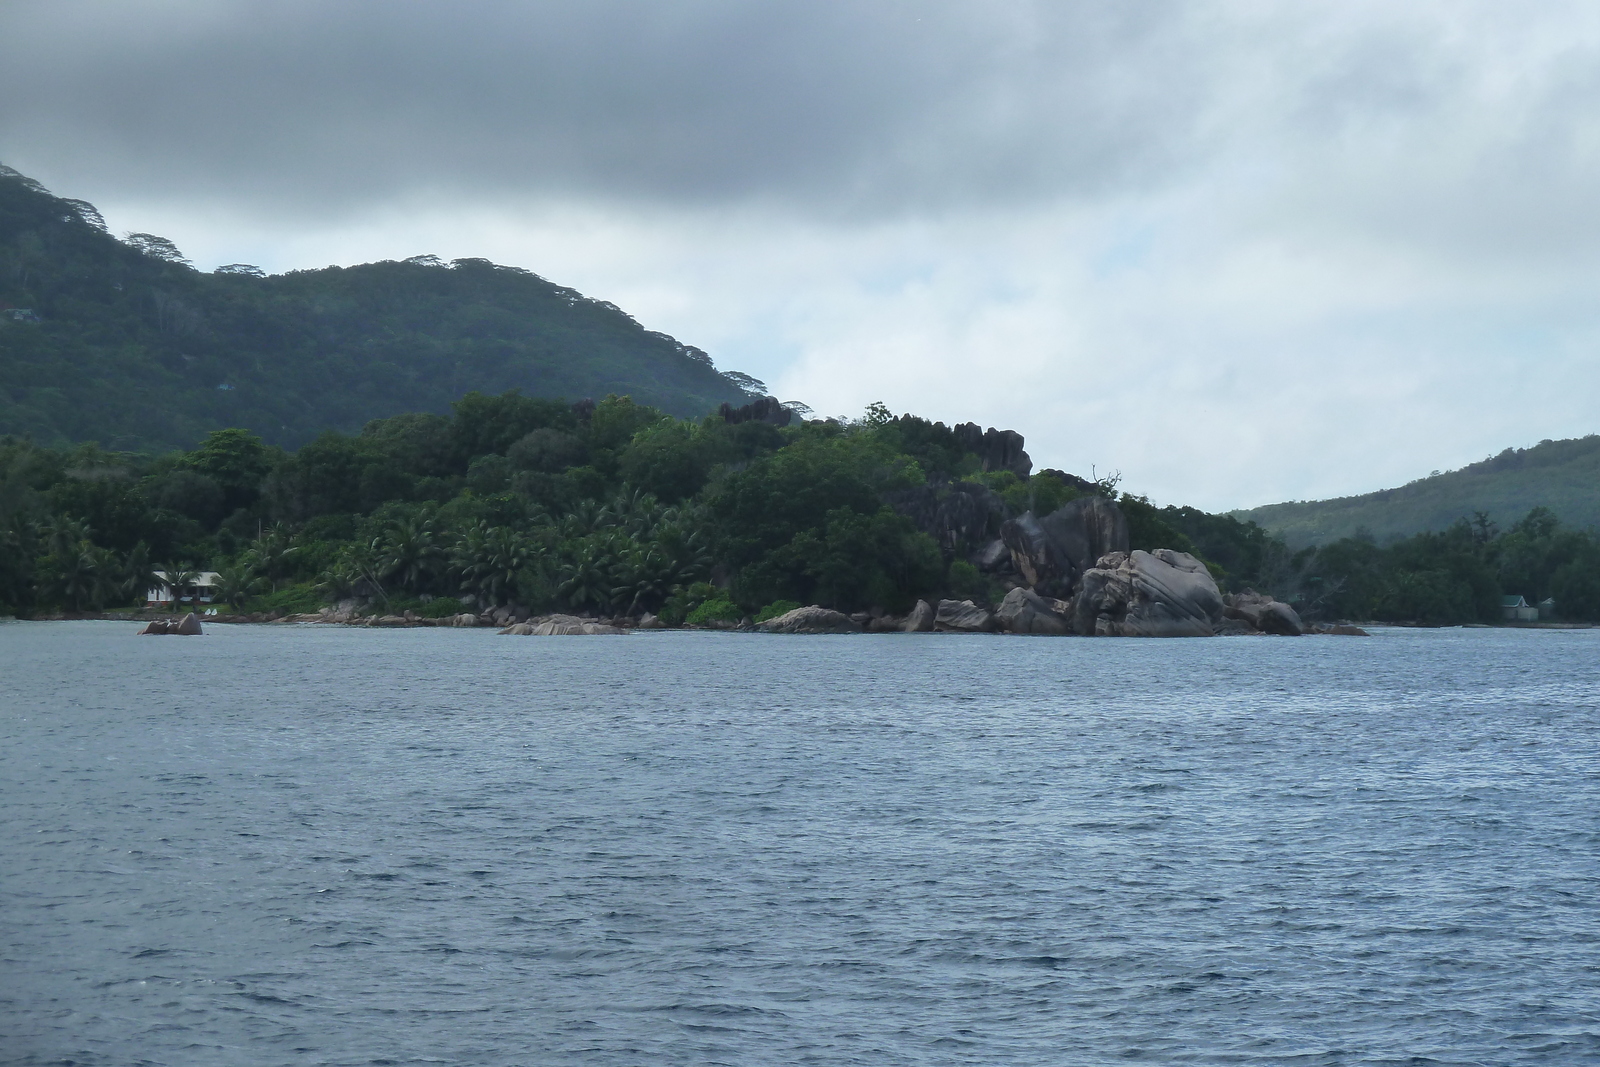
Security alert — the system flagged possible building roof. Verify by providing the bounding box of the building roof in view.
[151,570,222,587]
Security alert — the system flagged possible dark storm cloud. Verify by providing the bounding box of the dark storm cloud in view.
[0,0,1208,215]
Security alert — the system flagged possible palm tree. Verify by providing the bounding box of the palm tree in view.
[118,542,162,606]
[453,523,533,608]
[50,543,101,611]
[612,544,674,615]
[380,516,445,595]
[558,541,617,614]
[210,564,264,609]
[160,565,199,610]
[243,524,298,590]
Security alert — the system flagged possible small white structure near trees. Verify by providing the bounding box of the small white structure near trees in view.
[146,571,222,607]
[1500,595,1540,622]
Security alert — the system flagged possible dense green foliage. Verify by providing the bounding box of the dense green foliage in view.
[1295,509,1600,624]
[3,390,1596,626]
[1234,435,1600,548]
[0,396,1001,619]
[0,165,754,453]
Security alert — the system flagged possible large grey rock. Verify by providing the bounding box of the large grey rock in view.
[935,599,996,632]
[758,606,860,634]
[883,482,1006,552]
[903,600,936,632]
[1001,496,1129,597]
[636,612,666,629]
[952,422,1033,477]
[138,618,171,635]
[527,613,626,635]
[994,587,1069,635]
[1225,590,1305,636]
[174,612,203,635]
[1073,549,1223,637]
[1000,511,1056,588]
[974,538,1011,572]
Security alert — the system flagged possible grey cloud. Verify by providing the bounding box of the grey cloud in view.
[0,0,1209,215]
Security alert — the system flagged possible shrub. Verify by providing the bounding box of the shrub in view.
[659,580,716,625]
[755,599,801,623]
[248,582,324,615]
[947,560,984,600]
[686,596,742,626]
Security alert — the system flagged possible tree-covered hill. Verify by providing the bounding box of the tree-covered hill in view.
[0,164,757,453]
[1233,435,1600,548]
[6,389,1597,627]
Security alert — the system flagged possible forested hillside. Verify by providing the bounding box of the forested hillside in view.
[1235,435,1600,548]
[0,164,756,453]
[4,391,1597,626]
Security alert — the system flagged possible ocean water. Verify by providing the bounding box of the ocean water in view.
[1,621,1597,1066]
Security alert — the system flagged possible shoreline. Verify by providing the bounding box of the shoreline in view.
[7,610,1591,633]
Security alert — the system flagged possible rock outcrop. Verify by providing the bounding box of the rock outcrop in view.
[903,599,936,632]
[1073,550,1224,637]
[499,613,626,635]
[994,587,1069,635]
[1321,623,1370,636]
[758,605,861,633]
[952,422,1032,477]
[636,612,665,629]
[140,613,203,635]
[884,482,1005,552]
[1224,590,1306,636]
[935,599,996,632]
[1001,496,1130,596]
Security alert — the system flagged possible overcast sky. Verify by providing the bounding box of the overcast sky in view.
[4,0,1599,510]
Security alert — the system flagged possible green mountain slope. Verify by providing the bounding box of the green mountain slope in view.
[0,165,756,453]
[1234,435,1600,547]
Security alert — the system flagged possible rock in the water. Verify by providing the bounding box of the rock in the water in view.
[1073,549,1223,637]
[1324,623,1370,636]
[994,587,1069,635]
[174,612,203,635]
[935,599,996,632]
[757,606,860,634]
[903,600,936,632]
[636,612,665,629]
[498,622,534,635]
[526,613,626,635]
[138,619,171,635]
[1225,589,1305,636]
[450,613,480,627]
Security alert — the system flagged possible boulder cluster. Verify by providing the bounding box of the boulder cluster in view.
[760,494,1357,638]
[138,612,204,635]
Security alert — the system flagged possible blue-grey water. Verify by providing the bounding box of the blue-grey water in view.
[2,622,1597,1066]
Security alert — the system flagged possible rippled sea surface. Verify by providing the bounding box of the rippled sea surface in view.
[3,622,1598,1066]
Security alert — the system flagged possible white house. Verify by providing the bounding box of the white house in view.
[1500,595,1539,622]
[146,571,223,606]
